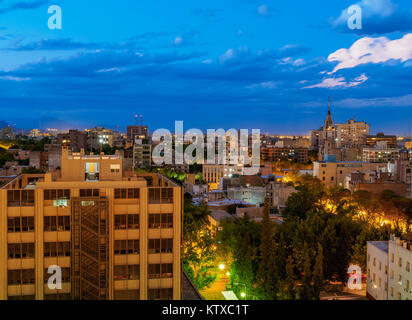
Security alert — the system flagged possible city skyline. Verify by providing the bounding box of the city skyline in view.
[0,1,412,134]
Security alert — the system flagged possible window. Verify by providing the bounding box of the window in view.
[399,257,402,267]
[391,253,394,263]
[8,243,35,259]
[148,239,173,254]
[7,217,34,233]
[7,190,34,207]
[148,214,173,229]
[44,267,70,283]
[406,280,410,291]
[79,189,99,197]
[149,188,173,204]
[148,288,173,300]
[379,261,381,271]
[390,287,393,297]
[114,214,139,230]
[44,189,70,200]
[406,262,410,272]
[114,188,139,199]
[44,242,70,257]
[148,263,173,279]
[114,265,139,280]
[44,216,70,232]
[373,258,376,266]
[114,240,139,255]
[391,270,394,279]
[8,269,35,285]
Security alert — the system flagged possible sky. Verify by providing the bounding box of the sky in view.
[0,0,411,135]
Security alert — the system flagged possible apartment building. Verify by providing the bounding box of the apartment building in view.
[261,146,308,163]
[335,118,369,148]
[366,133,397,149]
[202,164,243,190]
[313,160,387,187]
[133,139,152,168]
[367,235,412,300]
[0,147,182,300]
[362,142,399,163]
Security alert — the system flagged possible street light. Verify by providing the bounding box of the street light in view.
[219,263,225,270]
[240,292,246,298]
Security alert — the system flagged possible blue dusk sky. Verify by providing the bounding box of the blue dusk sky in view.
[0,0,411,134]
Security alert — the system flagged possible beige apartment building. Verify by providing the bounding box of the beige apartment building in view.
[0,147,182,300]
[313,161,388,187]
[335,118,369,148]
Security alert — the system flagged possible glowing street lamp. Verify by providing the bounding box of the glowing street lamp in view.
[240,292,246,298]
[219,263,225,270]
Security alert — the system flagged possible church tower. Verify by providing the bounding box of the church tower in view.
[324,97,334,130]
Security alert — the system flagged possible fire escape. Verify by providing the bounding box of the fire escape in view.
[71,197,109,300]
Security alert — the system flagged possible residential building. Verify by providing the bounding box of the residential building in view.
[362,142,399,163]
[133,139,151,168]
[313,160,388,187]
[366,133,397,149]
[335,118,369,148]
[261,146,308,163]
[57,130,87,152]
[367,235,412,300]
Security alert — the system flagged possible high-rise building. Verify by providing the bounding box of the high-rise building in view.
[133,139,152,168]
[0,147,182,300]
[127,125,148,141]
[335,118,369,148]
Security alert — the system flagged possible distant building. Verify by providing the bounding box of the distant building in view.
[133,138,151,168]
[86,127,115,149]
[261,146,308,163]
[57,130,87,152]
[335,118,369,148]
[366,133,397,149]
[127,125,148,141]
[362,141,400,163]
[396,159,412,198]
[313,160,388,187]
[0,126,15,140]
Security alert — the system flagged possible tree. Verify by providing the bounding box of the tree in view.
[312,243,324,299]
[183,198,217,290]
[300,247,313,300]
[256,197,279,300]
[283,255,296,300]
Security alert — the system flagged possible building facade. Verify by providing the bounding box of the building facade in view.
[367,235,412,300]
[0,148,182,300]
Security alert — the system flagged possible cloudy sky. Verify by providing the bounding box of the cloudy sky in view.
[0,0,411,134]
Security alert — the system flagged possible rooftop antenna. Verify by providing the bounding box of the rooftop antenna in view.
[134,114,138,125]
[140,114,143,127]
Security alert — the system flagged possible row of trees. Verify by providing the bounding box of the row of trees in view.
[218,176,406,300]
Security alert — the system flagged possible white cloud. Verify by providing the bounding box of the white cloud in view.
[0,76,30,81]
[328,33,412,73]
[335,94,412,107]
[219,49,236,64]
[303,73,368,89]
[201,59,213,64]
[258,5,268,16]
[173,36,183,46]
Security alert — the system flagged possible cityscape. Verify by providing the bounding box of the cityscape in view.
[0,0,411,309]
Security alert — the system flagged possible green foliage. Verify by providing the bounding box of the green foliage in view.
[256,198,279,300]
[183,195,217,290]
